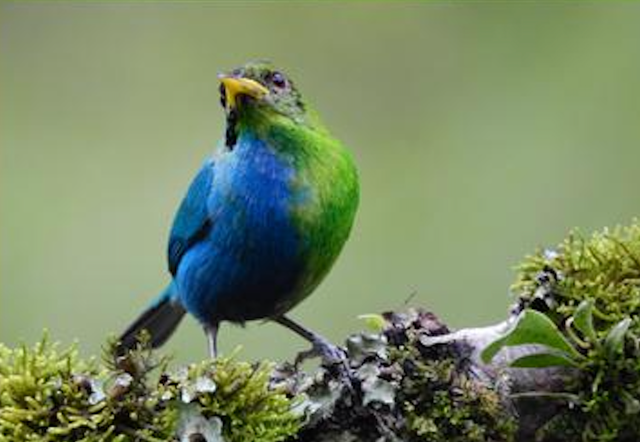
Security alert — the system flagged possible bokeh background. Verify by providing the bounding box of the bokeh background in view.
[3,2,640,362]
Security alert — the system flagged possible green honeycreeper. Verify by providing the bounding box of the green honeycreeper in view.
[118,62,359,361]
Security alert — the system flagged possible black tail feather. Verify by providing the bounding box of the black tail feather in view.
[117,294,185,355]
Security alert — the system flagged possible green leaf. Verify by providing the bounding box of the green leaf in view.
[481,309,582,364]
[509,351,579,368]
[573,299,597,343]
[604,317,631,360]
[357,314,386,333]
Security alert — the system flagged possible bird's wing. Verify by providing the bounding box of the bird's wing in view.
[167,160,215,276]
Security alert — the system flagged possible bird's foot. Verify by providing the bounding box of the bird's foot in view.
[294,337,357,395]
[273,315,354,391]
[294,336,347,368]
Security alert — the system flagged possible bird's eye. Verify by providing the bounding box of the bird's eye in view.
[271,71,287,89]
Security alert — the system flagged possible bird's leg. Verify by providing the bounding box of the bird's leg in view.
[274,315,347,367]
[204,322,219,359]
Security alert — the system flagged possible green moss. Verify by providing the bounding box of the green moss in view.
[0,335,115,442]
[513,221,640,441]
[391,341,516,442]
[514,221,640,326]
[163,357,301,442]
[0,336,301,441]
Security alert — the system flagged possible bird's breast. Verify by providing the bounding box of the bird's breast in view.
[177,136,307,322]
[176,129,358,323]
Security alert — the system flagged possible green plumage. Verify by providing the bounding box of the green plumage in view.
[260,113,359,309]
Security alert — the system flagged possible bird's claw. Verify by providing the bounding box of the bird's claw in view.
[293,337,346,367]
[315,339,348,367]
[293,338,357,396]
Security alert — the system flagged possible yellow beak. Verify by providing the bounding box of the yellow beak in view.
[219,76,269,111]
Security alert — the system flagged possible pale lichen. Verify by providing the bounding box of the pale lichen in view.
[291,309,516,442]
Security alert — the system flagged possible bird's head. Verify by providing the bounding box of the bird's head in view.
[218,62,315,147]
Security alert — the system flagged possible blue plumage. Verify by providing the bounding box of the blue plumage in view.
[119,130,308,355]
[167,161,214,277]
[175,133,302,324]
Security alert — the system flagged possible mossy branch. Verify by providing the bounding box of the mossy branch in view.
[4,221,640,441]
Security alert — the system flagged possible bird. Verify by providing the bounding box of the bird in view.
[118,61,359,362]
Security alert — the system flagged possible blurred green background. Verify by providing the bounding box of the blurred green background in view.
[3,2,640,363]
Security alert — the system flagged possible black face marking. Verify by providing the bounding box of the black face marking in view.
[225,109,239,149]
[218,83,227,109]
[219,83,227,109]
